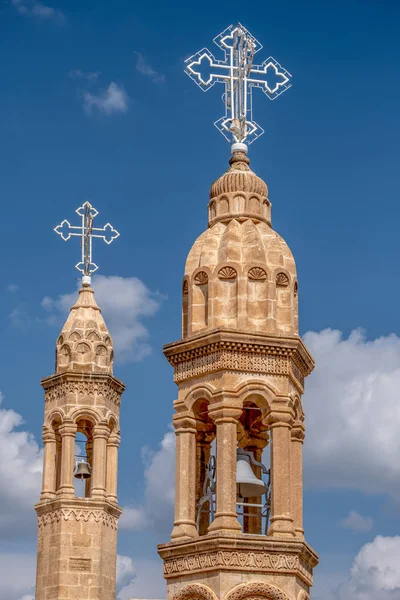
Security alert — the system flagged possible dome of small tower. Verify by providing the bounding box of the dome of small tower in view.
[208,150,270,227]
[55,283,113,374]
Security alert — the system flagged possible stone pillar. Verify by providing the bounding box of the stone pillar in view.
[291,421,305,539]
[208,407,242,533]
[85,438,93,498]
[57,421,77,498]
[91,423,109,499]
[40,427,57,500]
[171,416,198,540]
[106,433,120,504]
[242,436,268,535]
[268,411,295,538]
[195,429,214,536]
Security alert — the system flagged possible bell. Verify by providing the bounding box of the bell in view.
[236,449,268,498]
[74,459,91,480]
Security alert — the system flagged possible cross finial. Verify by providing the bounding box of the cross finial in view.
[54,201,119,286]
[185,23,292,151]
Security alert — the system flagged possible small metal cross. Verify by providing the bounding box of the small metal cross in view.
[54,201,119,279]
[185,23,292,145]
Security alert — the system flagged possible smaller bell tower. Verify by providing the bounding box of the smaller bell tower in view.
[35,202,124,600]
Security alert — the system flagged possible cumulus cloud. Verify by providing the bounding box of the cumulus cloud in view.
[117,559,165,600]
[0,553,35,600]
[134,52,165,83]
[0,393,42,536]
[116,554,136,592]
[83,82,130,115]
[11,0,65,23]
[120,430,175,539]
[340,510,374,533]
[303,328,400,498]
[41,275,162,362]
[339,535,400,599]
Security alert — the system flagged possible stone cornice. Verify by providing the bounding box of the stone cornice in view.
[41,370,125,394]
[35,497,122,529]
[163,329,314,388]
[158,533,318,586]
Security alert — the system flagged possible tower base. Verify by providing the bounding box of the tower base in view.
[158,533,318,600]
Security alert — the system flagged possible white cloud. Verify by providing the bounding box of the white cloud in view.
[69,69,101,82]
[42,275,162,362]
[134,52,165,83]
[117,558,165,600]
[339,535,400,599]
[120,430,175,539]
[83,82,130,115]
[12,0,65,23]
[0,553,36,600]
[340,510,374,533]
[116,554,136,592]
[303,328,400,498]
[9,305,30,329]
[0,393,42,536]
[7,284,19,293]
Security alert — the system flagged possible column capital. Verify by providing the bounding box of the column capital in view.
[58,420,77,437]
[291,421,305,442]
[42,426,56,444]
[93,423,110,439]
[173,415,197,434]
[107,432,121,447]
[266,410,294,429]
[208,406,242,424]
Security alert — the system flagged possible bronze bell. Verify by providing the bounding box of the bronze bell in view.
[74,459,91,480]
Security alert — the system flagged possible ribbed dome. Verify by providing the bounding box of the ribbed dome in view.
[55,284,114,375]
[210,150,268,198]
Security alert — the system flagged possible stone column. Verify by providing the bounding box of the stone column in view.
[40,427,57,500]
[85,438,93,498]
[267,411,295,538]
[57,421,77,498]
[195,428,214,536]
[91,423,109,499]
[242,435,268,535]
[208,407,242,533]
[106,433,120,504]
[291,421,305,539]
[171,416,198,540]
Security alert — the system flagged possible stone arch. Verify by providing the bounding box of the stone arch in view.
[247,264,269,331]
[58,344,71,368]
[218,195,229,215]
[183,384,214,414]
[75,342,91,363]
[234,379,278,409]
[224,582,290,600]
[87,330,101,342]
[231,193,245,214]
[68,407,101,426]
[215,263,238,328]
[68,331,81,341]
[192,267,212,332]
[46,409,65,429]
[173,583,218,600]
[209,200,216,220]
[95,344,108,367]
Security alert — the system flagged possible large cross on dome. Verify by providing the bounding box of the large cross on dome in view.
[54,201,119,281]
[185,23,292,145]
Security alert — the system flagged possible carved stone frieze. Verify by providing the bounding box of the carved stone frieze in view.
[37,508,119,530]
[44,379,122,407]
[163,549,313,586]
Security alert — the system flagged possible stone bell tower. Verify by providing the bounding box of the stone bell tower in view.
[158,145,318,600]
[34,280,124,600]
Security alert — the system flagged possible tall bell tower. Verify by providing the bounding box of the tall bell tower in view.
[158,23,318,600]
[35,202,124,600]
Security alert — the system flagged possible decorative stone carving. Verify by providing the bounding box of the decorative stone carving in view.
[172,583,218,600]
[218,266,237,280]
[225,582,290,600]
[37,508,119,530]
[248,267,267,281]
[44,379,122,407]
[276,273,289,287]
[195,272,209,285]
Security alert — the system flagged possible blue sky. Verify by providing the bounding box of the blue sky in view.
[1,0,400,598]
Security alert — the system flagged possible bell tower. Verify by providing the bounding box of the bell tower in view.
[158,23,318,600]
[35,203,124,600]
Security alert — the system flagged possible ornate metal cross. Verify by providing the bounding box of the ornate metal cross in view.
[54,201,119,280]
[185,23,292,145]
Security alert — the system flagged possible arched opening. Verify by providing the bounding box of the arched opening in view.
[215,266,238,328]
[192,272,209,331]
[73,418,94,498]
[247,267,268,331]
[275,272,292,333]
[193,399,216,536]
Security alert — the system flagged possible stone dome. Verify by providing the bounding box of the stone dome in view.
[55,284,113,374]
[181,151,298,339]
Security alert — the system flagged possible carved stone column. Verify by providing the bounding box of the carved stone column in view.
[91,423,109,499]
[171,416,198,540]
[57,421,77,498]
[208,407,242,534]
[106,433,120,504]
[291,421,305,539]
[267,411,295,538]
[195,428,214,536]
[40,427,57,500]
